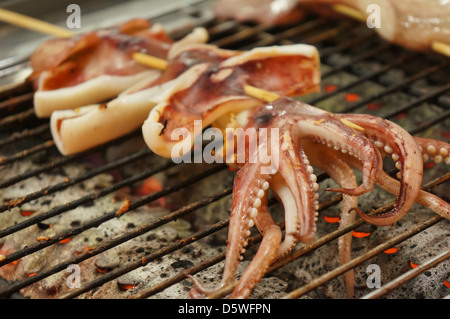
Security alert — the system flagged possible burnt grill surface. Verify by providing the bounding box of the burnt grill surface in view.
[0,0,449,299]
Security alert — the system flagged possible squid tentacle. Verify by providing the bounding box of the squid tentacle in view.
[229,193,282,298]
[377,170,450,220]
[291,114,383,196]
[303,139,358,299]
[414,136,450,165]
[189,151,274,298]
[339,114,423,226]
[275,129,319,247]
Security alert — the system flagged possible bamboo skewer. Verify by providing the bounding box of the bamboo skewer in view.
[132,52,168,71]
[332,4,366,22]
[121,51,278,102]
[431,41,450,58]
[1,6,448,61]
[0,8,279,104]
[0,8,73,37]
[132,52,280,103]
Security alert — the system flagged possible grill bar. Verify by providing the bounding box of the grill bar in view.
[0,92,33,119]
[283,214,445,299]
[409,109,450,136]
[59,217,230,299]
[134,197,282,299]
[189,172,449,299]
[361,249,450,299]
[0,130,141,188]
[309,54,416,105]
[321,43,393,78]
[0,123,49,148]
[0,140,54,165]
[382,84,450,120]
[340,61,450,113]
[0,148,152,212]
[0,186,233,298]
[0,107,35,127]
[0,164,225,267]
[0,159,172,238]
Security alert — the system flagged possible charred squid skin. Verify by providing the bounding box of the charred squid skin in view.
[340,114,423,226]
[189,160,274,298]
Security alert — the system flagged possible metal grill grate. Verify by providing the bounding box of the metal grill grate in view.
[0,0,449,299]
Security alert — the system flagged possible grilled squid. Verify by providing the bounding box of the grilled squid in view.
[214,0,450,53]
[31,18,209,118]
[49,29,211,155]
[143,43,320,158]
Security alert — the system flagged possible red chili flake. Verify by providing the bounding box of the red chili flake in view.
[345,93,360,102]
[368,102,382,110]
[324,85,338,93]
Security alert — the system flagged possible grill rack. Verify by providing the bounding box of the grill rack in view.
[0,1,449,300]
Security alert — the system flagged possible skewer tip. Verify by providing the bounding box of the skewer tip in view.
[332,4,366,22]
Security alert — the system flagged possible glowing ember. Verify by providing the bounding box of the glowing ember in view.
[97,267,108,274]
[424,162,436,169]
[76,244,96,255]
[133,177,165,206]
[36,236,51,242]
[352,231,370,238]
[383,248,398,254]
[59,238,72,244]
[345,93,360,102]
[323,215,340,223]
[115,198,131,217]
[324,85,338,93]
[134,177,163,196]
[410,261,419,269]
[28,272,37,277]
[118,283,137,291]
[444,280,450,288]
[441,131,450,139]
[395,112,407,119]
[20,210,35,217]
[367,102,382,110]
